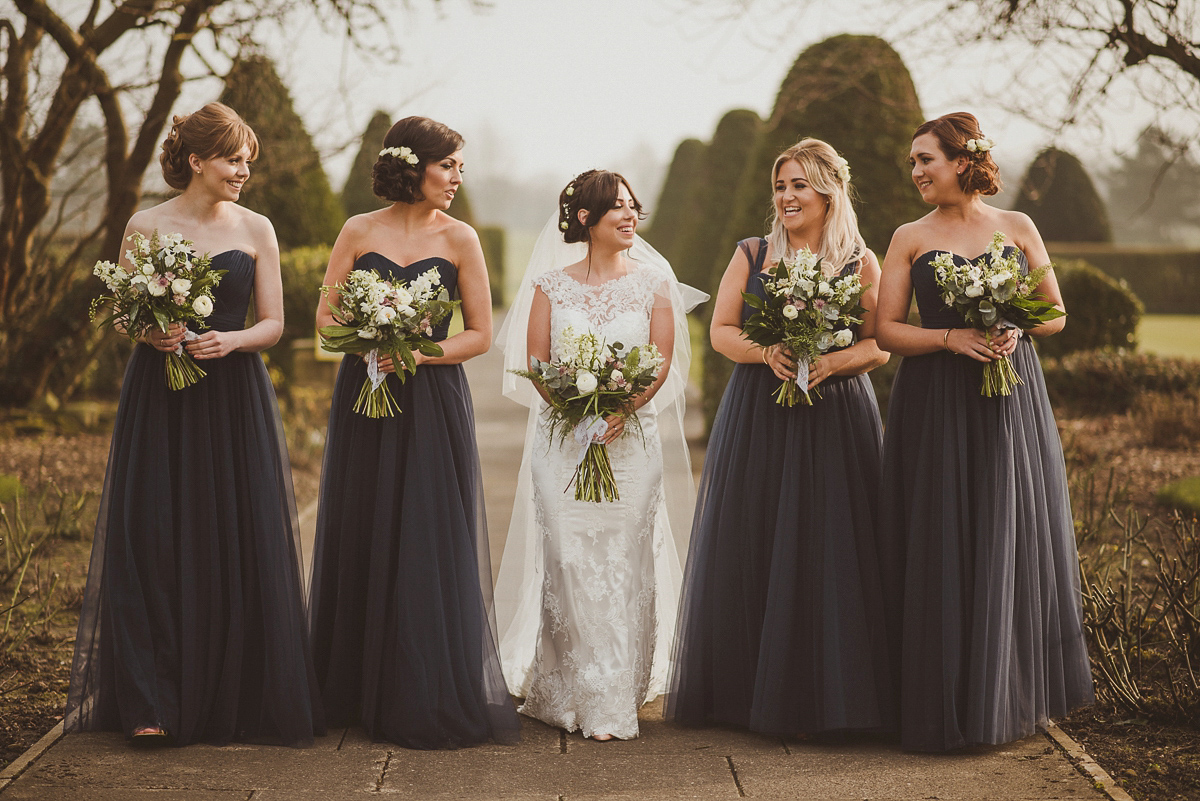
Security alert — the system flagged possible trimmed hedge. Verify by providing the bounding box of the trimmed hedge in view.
[1036,259,1142,358]
[271,246,331,380]
[341,110,392,218]
[644,138,707,265]
[1045,244,1200,314]
[1014,147,1111,243]
[1041,350,1200,416]
[478,225,505,307]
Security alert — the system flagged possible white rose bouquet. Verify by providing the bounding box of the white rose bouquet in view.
[89,230,225,390]
[319,268,459,417]
[931,231,1064,397]
[740,248,869,406]
[510,325,665,502]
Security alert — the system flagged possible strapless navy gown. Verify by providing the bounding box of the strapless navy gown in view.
[308,253,519,749]
[878,247,1093,751]
[66,250,324,746]
[667,238,896,735]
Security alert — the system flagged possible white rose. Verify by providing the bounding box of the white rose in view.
[374,306,396,325]
[146,279,167,297]
[394,286,413,306]
[817,331,835,351]
[610,369,623,382]
[130,273,148,287]
[141,264,155,276]
[191,294,214,316]
[965,284,984,298]
[357,325,379,340]
[782,304,799,320]
[575,370,598,394]
[171,277,192,295]
[834,329,854,347]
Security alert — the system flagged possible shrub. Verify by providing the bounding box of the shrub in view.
[478,225,505,307]
[341,110,392,218]
[270,246,331,382]
[1134,392,1200,450]
[1158,477,1200,514]
[1014,147,1112,243]
[1036,259,1142,358]
[1045,245,1200,314]
[1042,350,1200,416]
[220,54,343,249]
[644,138,706,265]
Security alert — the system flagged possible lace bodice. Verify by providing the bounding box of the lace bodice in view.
[536,266,668,359]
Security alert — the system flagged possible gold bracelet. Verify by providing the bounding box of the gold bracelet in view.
[943,328,952,352]
[761,346,770,364]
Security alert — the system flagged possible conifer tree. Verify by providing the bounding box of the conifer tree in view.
[342,111,392,218]
[1015,147,1112,243]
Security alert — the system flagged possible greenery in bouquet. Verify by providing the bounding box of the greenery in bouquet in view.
[90,230,225,390]
[511,326,665,502]
[319,268,459,417]
[932,231,1065,396]
[740,248,868,406]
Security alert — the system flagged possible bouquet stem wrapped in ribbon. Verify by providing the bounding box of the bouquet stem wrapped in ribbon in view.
[931,232,1065,397]
[740,248,868,406]
[511,326,665,502]
[319,268,459,417]
[89,230,225,390]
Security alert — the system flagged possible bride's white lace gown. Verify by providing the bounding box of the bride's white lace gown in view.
[518,265,670,740]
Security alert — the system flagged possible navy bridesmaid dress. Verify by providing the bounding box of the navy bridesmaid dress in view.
[66,249,324,746]
[878,247,1093,751]
[667,238,896,735]
[308,252,519,750]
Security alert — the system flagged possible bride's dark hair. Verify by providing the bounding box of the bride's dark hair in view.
[558,170,644,244]
[372,116,463,204]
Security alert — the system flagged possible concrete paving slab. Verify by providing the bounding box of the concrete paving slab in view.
[333,717,562,756]
[379,752,737,799]
[733,733,1099,799]
[16,732,385,794]
[1,789,249,801]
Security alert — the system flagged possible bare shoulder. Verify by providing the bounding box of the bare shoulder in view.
[438,212,480,245]
[126,205,167,237]
[995,208,1039,236]
[884,219,928,264]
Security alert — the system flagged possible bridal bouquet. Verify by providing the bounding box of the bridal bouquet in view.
[511,326,665,502]
[931,231,1064,397]
[319,268,459,417]
[740,248,868,406]
[90,230,225,390]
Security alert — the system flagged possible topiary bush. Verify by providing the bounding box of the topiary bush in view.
[220,54,343,249]
[1046,244,1200,314]
[1036,259,1142,358]
[1042,351,1200,416]
[644,138,706,265]
[269,245,331,381]
[1014,147,1112,243]
[478,225,505,307]
[341,110,392,218]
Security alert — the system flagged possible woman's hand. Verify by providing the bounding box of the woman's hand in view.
[373,350,427,374]
[808,352,837,390]
[763,344,796,382]
[145,322,187,353]
[599,414,625,445]
[186,330,240,360]
[945,327,1019,362]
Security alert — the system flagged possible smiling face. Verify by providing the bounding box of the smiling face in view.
[581,182,638,251]
[909,132,966,204]
[191,145,251,201]
[773,159,828,240]
[419,149,464,210]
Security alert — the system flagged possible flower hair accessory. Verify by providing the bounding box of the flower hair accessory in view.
[966,137,995,155]
[834,155,851,183]
[379,146,419,166]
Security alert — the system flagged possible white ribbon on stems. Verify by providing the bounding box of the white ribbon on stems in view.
[365,349,387,391]
[172,329,200,356]
[572,414,610,467]
[795,356,811,402]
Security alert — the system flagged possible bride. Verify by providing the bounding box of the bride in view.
[495,170,704,740]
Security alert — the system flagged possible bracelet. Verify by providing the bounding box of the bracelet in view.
[761,346,770,364]
[943,328,952,352]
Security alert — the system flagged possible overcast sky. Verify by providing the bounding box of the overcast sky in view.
[179,0,1159,210]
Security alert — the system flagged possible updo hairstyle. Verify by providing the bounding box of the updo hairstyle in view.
[913,112,1003,196]
[159,102,259,191]
[558,170,644,245]
[372,116,463,204]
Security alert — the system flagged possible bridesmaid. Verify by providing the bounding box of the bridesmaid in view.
[308,116,519,749]
[875,112,1093,751]
[667,138,896,736]
[66,102,323,746]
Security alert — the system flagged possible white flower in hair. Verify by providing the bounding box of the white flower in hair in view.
[379,146,419,165]
[834,156,851,183]
[966,137,995,154]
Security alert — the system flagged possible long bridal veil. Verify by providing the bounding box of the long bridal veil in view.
[493,213,707,699]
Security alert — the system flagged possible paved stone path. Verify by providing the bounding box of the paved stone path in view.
[0,339,1116,800]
